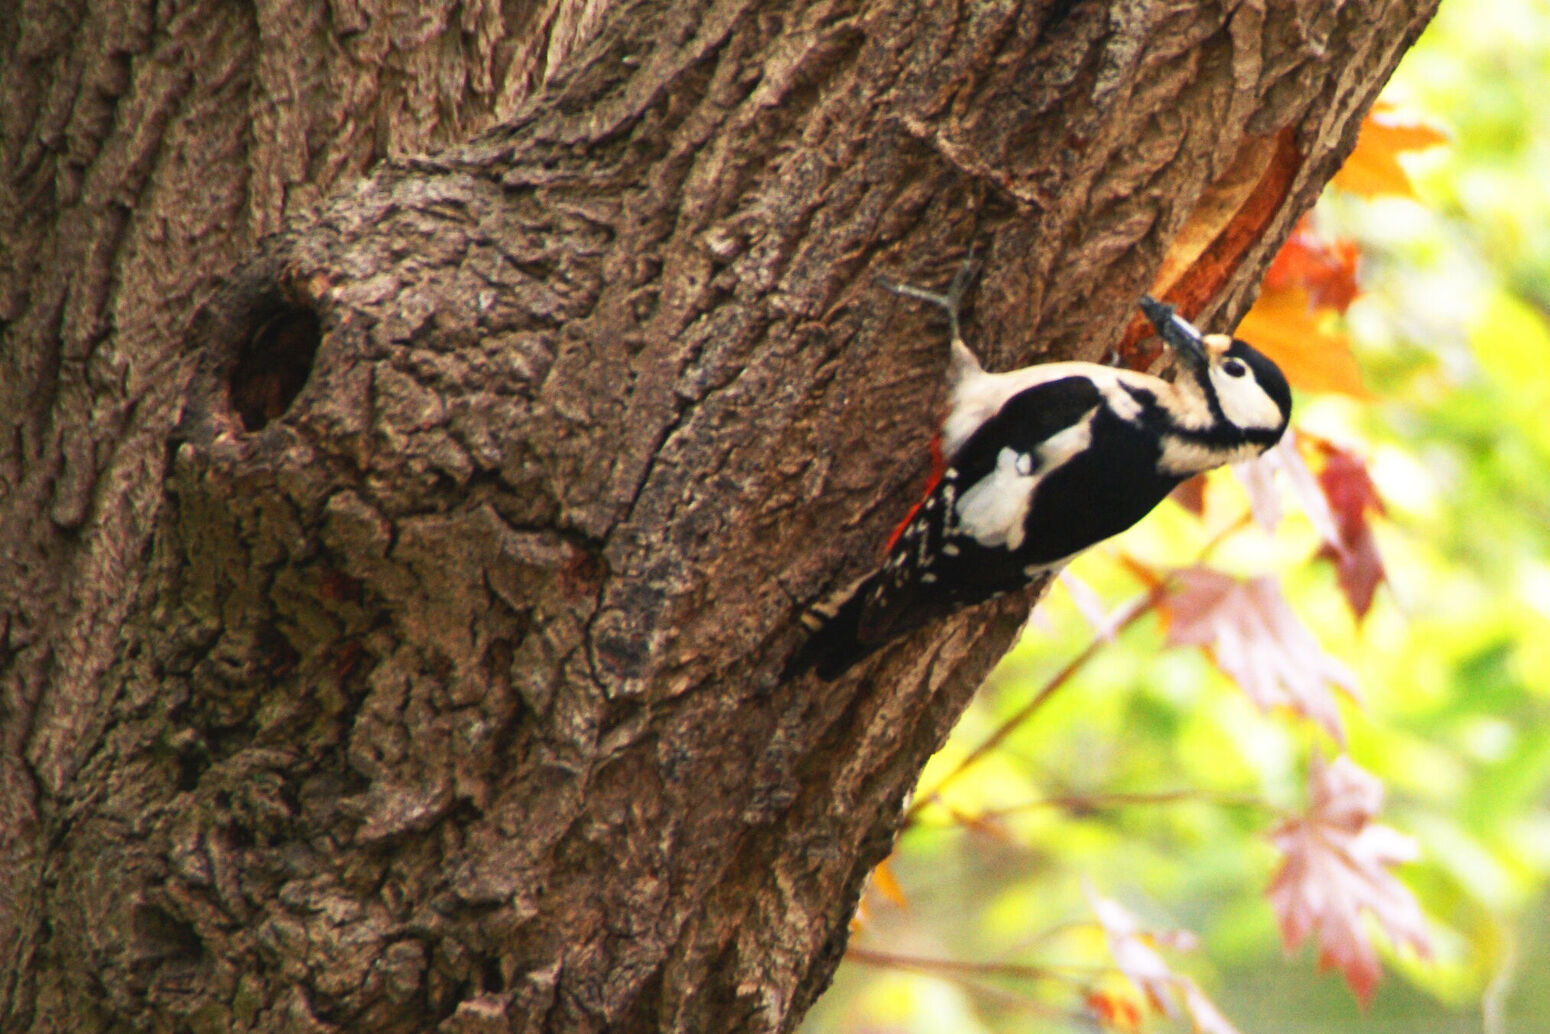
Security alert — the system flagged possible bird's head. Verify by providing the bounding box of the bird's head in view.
[1140,296,1292,451]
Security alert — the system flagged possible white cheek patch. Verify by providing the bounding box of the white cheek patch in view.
[954,416,1094,551]
[1210,367,1285,432]
[1158,435,1261,476]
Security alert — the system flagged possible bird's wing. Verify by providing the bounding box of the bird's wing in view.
[855,376,1105,646]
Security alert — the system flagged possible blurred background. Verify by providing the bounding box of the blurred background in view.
[801,2,1550,1031]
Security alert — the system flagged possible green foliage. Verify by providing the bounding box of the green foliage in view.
[803,4,1550,1031]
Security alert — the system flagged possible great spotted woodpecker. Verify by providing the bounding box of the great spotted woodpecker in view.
[788,262,1292,680]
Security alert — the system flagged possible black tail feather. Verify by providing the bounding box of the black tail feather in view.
[782,575,882,681]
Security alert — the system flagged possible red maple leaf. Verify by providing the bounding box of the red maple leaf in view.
[1264,216,1362,314]
[1315,443,1388,621]
[1319,444,1386,537]
[1323,524,1385,622]
[1170,473,1207,518]
[1162,568,1360,743]
[1267,755,1432,1006]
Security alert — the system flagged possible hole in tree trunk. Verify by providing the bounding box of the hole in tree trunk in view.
[227,305,321,431]
[480,955,505,992]
[130,902,204,969]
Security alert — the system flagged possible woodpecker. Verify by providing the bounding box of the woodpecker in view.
[787,263,1292,680]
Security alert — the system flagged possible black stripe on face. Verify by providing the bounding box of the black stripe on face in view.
[1241,424,1287,449]
[1163,410,1285,452]
[1188,364,1231,427]
[1126,381,1240,448]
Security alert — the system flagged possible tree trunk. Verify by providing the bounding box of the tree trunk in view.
[1,1,1436,1032]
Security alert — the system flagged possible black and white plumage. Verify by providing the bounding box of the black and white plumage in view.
[788,272,1292,681]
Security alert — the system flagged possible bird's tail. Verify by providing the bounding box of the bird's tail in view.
[782,573,883,681]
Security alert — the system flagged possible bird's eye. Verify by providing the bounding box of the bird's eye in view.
[1222,358,1247,378]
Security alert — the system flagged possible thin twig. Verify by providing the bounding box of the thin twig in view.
[912,788,1272,830]
[845,949,1086,1020]
[846,947,1118,986]
[904,512,1255,826]
[905,587,1163,825]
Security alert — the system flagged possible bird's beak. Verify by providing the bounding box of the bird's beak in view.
[1140,295,1208,369]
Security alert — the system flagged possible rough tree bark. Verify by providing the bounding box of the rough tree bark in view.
[1,1,1436,1032]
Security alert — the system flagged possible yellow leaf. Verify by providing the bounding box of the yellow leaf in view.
[1331,104,1448,199]
[1236,287,1370,397]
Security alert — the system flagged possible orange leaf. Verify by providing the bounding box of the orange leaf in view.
[1236,287,1369,397]
[1086,989,1145,1032]
[1331,103,1447,199]
[849,859,906,931]
[869,857,908,909]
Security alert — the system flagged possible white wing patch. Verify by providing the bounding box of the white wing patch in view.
[953,413,1095,551]
[955,448,1037,550]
